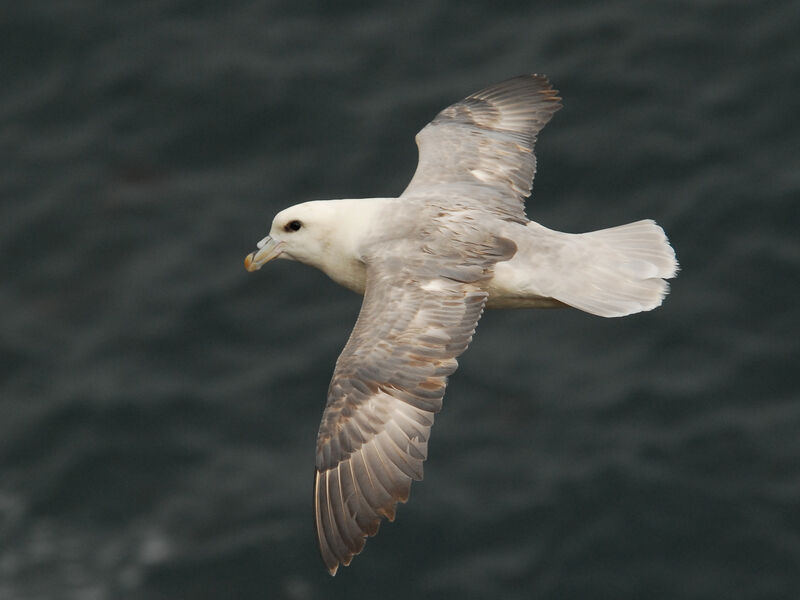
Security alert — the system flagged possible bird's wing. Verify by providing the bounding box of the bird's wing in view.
[313,235,515,575]
[401,74,561,222]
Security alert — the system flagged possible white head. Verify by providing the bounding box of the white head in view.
[243,200,378,286]
[244,201,332,271]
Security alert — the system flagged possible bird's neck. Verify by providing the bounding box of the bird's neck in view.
[313,198,395,295]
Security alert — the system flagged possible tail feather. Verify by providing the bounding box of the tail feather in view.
[546,219,678,318]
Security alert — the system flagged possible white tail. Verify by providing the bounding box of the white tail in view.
[554,219,678,317]
[506,220,678,317]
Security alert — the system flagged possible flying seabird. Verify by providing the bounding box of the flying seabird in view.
[243,74,678,574]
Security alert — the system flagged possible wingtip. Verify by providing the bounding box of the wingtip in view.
[483,73,563,114]
[529,73,563,109]
[314,467,343,576]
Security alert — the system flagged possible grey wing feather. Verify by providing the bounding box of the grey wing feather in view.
[313,235,514,575]
[401,74,561,222]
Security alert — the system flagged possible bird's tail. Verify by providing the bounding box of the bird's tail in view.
[543,219,678,318]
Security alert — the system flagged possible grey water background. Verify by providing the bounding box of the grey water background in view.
[2,0,799,598]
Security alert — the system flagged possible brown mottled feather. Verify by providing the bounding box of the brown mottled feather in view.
[313,231,515,575]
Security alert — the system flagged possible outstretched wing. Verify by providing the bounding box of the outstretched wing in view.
[401,74,561,222]
[314,236,515,575]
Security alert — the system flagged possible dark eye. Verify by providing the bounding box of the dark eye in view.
[285,220,302,232]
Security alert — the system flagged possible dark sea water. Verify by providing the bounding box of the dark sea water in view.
[2,1,799,598]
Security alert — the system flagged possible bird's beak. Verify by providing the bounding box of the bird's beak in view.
[244,236,285,272]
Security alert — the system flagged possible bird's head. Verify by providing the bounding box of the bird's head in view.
[244,201,335,271]
[246,197,387,274]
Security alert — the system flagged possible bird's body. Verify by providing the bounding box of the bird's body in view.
[244,74,678,575]
[262,196,675,316]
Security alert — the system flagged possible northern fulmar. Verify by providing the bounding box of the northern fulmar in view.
[244,74,678,575]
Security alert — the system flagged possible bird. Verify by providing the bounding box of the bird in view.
[243,74,678,575]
